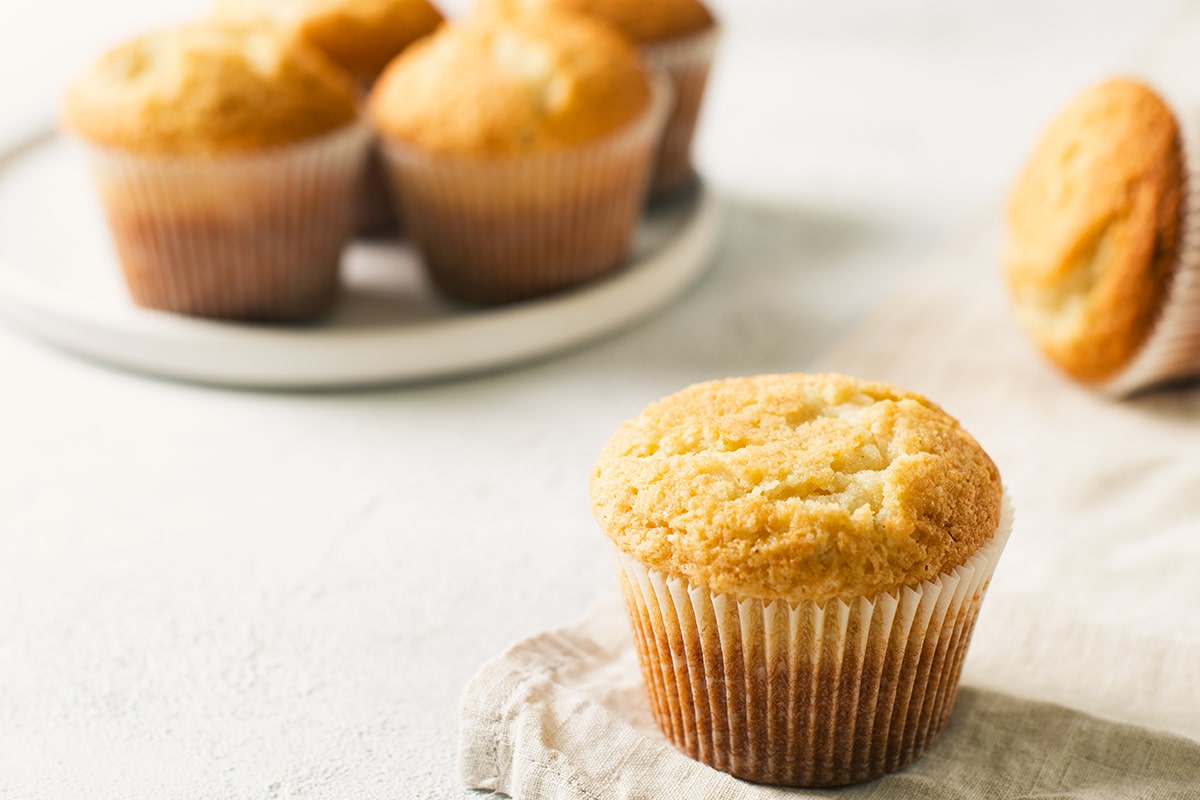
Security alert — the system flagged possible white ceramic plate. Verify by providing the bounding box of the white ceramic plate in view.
[0,130,720,389]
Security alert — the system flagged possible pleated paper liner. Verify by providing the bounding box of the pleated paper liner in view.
[641,26,720,201]
[1101,90,1200,396]
[81,123,371,323]
[378,74,672,306]
[353,72,401,238]
[356,139,402,238]
[611,496,1013,788]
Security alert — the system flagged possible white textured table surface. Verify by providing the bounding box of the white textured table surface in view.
[0,1,1183,797]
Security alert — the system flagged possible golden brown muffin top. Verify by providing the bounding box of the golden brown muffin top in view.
[1005,78,1185,385]
[62,23,359,155]
[212,0,443,82]
[369,12,652,156]
[475,0,714,43]
[590,374,1003,604]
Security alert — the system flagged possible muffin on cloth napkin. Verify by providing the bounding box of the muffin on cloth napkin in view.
[588,373,1010,787]
[457,243,1200,797]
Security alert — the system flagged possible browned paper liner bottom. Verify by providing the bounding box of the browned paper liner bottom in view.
[611,497,1013,787]
[379,76,671,306]
[82,124,370,323]
[642,27,719,201]
[353,75,401,238]
[356,140,400,237]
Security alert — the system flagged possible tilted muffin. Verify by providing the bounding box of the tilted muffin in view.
[212,0,445,234]
[63,23,370,322]
[370,12,669,304]
[477,0,718,199]
[591,374,1010,787]
[1005,78,1200,394]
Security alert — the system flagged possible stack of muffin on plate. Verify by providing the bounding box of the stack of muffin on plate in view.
[60,0,720,322]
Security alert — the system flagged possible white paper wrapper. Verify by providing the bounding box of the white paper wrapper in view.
[610,495,1013,787]
[1099,92,1200,396]
[378,74,671,306]
[641,26,719,201]
[81,123,371,323]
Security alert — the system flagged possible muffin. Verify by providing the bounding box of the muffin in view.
[590,374,1010,787]
[476,0,718,199]
[213,0,445,235]
[369,13,670,305]
[1005,78,1200,395]
[62,23,370,322]
[212,0,443,84]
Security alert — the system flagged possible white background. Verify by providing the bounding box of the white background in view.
[0,1,1182,797]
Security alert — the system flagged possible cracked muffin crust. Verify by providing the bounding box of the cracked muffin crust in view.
[1004,78,1185,385]
[590,373,1003,603]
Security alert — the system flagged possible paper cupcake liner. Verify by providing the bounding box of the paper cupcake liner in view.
[1100,91,1200,396]
[611,496,1013,787]
[82,123,371,323]
[378,74,672,306]
[352,75,401,237]
[356,139,401,237]
[641,26,719,201]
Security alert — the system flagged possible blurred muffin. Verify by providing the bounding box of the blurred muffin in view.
[213,0,445,234]
[477,0,718,199]
[62,23,370,322]
[369,12,669,305]
[212,0,444,83]
[1005,78,1200,394]
[591,373,1010,787]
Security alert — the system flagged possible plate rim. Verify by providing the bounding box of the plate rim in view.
[0,127,722,389]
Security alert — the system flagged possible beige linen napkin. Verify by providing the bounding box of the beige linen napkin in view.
[459,596,1199,799]
[458,219,1200,797]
